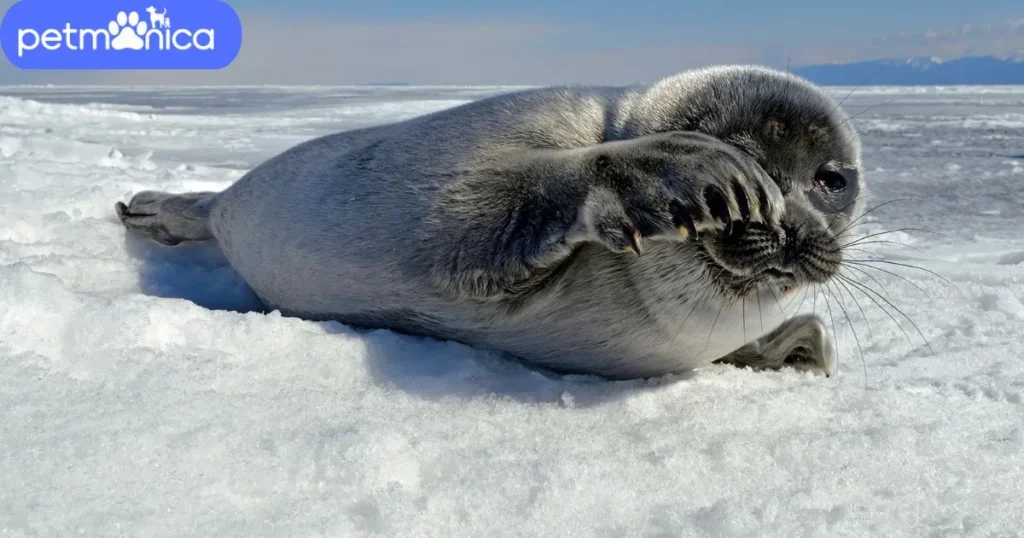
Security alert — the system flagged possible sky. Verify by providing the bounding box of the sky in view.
[235,0,1020,43]
[0,0,1022,85]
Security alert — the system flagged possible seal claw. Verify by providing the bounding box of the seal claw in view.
[732,181,751,225]
[704,186,732,235]
[628,226,643,255]
[671,200,698,240]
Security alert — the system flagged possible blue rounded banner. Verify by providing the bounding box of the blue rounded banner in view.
[1,0,242,69]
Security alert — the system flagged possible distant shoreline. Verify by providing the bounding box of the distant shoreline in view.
[794,55,1024,85]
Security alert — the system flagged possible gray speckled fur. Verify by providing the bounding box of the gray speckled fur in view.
[116,65,863,379]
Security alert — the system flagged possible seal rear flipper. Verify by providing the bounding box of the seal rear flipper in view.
[115,190,218,246]
[714,313,835,376]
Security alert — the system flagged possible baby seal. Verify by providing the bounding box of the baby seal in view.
[115,65,862,379]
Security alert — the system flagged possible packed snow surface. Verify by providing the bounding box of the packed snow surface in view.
[1,84,1023,537]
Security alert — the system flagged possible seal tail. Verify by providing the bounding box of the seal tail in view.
[114,190,218,246]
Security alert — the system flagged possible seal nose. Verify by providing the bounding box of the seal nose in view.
[780,222,803,266]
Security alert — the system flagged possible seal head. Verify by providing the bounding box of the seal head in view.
[616,66,862,302]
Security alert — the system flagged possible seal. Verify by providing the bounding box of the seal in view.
[115,65,863,380]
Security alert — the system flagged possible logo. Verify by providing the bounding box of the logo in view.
[1,0,242,69]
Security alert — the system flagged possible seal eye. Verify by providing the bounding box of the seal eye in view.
[814,170,846,193]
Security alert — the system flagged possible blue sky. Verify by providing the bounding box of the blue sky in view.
[1,0,1022,84]
[233,0,1021,43]
[238,0,1015,27]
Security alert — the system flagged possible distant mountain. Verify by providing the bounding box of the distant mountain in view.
[794,55,1024,85]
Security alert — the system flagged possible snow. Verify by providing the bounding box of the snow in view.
[2,84,1024,536]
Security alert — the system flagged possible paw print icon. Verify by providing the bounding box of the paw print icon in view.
[108,11,148,50]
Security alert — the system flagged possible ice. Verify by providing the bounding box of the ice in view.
[1,84,1023,536]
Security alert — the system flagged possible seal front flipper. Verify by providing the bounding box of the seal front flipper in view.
[423,130,785,299]
[115,190,217,246]
[589,131,786,243]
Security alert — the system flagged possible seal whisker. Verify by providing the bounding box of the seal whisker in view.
[742,293,748,345]
[837,227,950,249]
[824,281,867,385]
[835,273,916,347]
[831,197,915,237]
[820,98,905,151]
[789,285,813,321]
[757,291,765,334]
[840,264,904,298]
[825,197,866,231]
[767,285,786,316]
[848,261,945,308]
[781,285,808,313]
[833,199,901,232]
[845,259,957,290]
[822,62,890,130]
[836,274,933,355]
[828,83,863,117]
[812,281,818,317]
[819,283,841,374]
[839,239,927,254]
[835,273,875,342]
[703,301,725,353]
[835,98,903,130]
[677,284,706,334]
[843,247,910,262]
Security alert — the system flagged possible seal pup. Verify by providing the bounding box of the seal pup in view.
[115,65,863,380]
